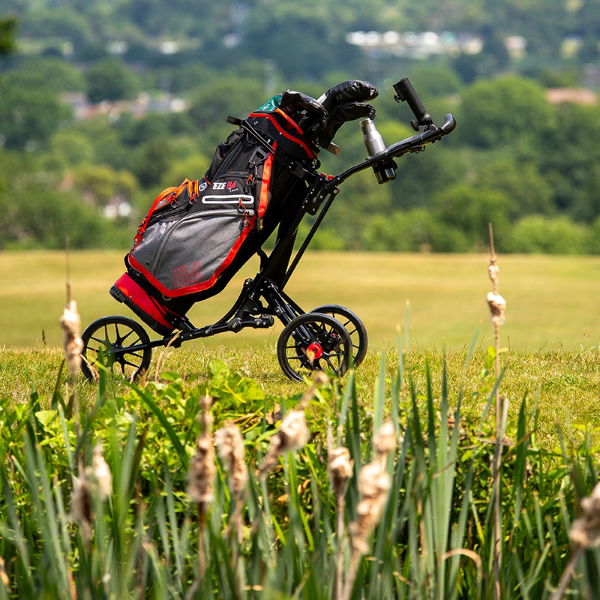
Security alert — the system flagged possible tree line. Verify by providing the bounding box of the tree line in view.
[0,1,599,254]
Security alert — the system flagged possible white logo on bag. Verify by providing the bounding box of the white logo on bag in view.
[213,182,227,190]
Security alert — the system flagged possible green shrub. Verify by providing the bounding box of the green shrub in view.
[505,215,590,254]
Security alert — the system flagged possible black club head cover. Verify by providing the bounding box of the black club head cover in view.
[316,101,376,149]
[280,90,327,125]
[319,80,378,112]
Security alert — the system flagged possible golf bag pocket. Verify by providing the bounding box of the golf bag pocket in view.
[127,147,273,298]
[110,272,183,335]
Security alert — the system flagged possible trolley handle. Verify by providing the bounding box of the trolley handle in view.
[326,112,455,191]
[393,77,433,130]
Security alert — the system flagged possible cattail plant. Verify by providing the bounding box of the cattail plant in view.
[59,298,83,379]
[70,443,112,544]
[257,373,328,480]
[71,468,93,543]
[187,394,215,594]
[215,422,248,597]
[59,282,84,419]
[487,223,507,600]
[0,557,9,594]
[550,481,600,600]
[258,371,327,479]
[258,409,309,478]
[341,419,396,600]
[215,422,248,543]
[89,442,113,500]
[327,428,354,600]
[60,246,83,385]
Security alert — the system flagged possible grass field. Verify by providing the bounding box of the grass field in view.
[1,251,598,447]
[1,250,599,350]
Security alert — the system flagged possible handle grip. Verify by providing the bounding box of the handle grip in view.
[393,77,432,128]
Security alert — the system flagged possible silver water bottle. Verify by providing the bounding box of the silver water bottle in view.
[359,118,396,184]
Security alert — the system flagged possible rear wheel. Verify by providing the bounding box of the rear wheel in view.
[277,313,352,382]
[310,304,368,367]
[81,316,152,382]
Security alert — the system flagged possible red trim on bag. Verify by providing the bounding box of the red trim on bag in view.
[257,151,274,218]
[127,215,258,298]
[247,112,316,159]
[114,273,175,329]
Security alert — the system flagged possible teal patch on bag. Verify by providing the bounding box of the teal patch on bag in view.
[256,94,282,112]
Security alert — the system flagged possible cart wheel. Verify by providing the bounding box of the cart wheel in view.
[81,316,152,382]
[277,312,352,382]
[310,304,368,367]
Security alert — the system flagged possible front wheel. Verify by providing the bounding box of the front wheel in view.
[310,304,368,367]
[81,315,152,382]
[277,313,352,382]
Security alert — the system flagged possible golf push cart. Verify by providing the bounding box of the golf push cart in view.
[80,77,456,382]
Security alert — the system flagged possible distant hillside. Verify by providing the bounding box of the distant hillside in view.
[2,0,599,82]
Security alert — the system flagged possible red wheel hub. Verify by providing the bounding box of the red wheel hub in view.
[306,342,324,361]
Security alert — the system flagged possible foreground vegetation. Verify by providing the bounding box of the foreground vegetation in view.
[1,243,598,597]
[0,346,599,598]
[1,345,599,451]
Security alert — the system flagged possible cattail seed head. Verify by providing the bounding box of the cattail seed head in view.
[0,556,10,589]
[328,446,353,497]
[373,420,397,458]
[357,459,391,499]
[349,459,391,555]
[88,443,112,500]
[188,437,216,504]
[215,423,248,495]
[188,396,216,505]
[71,473,93,539]
[313,371,329,387]
[569,482,600,548]
[199,394,214,432]
[279,410,309,452]
[59,300,83,378]
[259,409,309,477]
[487,292,506,326]
[488,263,500,289]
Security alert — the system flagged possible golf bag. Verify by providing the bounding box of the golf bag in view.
[110,82,378,335]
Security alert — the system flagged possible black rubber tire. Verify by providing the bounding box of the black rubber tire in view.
[81,315,152,382]
[310,304,368,367]
[277,312,352,382]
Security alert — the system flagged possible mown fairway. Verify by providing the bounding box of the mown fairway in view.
[1,250,599,350]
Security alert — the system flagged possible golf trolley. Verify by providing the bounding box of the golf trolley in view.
[80,78,456,382]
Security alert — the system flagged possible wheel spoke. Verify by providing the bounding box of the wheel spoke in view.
[120,329,135,343]
[122,358,141,368]
[324,357,341,372]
